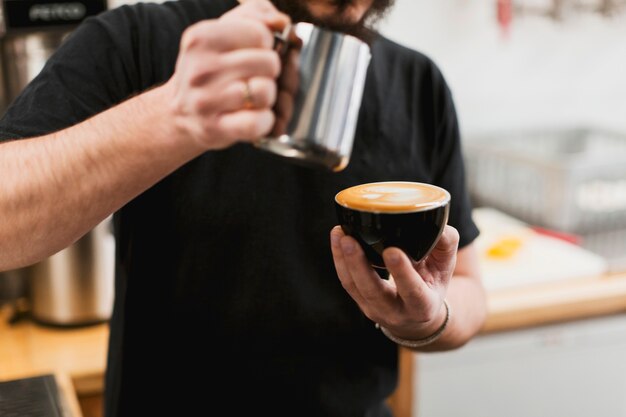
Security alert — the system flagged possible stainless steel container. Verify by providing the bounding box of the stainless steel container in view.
[28,218,115,326]
[2,30,69,101]
[1,0,108,107]
[255,22,372,172]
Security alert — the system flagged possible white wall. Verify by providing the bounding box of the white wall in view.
[377,0,626,136]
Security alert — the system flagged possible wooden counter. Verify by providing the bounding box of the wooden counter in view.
[0,308,108,395]
[484,271,626,333]
[2,271,626,417]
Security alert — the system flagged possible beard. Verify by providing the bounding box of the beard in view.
[270,0,395,43]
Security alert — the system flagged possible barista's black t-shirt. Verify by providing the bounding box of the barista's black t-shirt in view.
[0,0,479,416]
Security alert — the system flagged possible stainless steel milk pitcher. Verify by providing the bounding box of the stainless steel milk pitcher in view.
[255,22,372,172]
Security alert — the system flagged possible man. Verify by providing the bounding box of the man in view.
[0,0,487,416]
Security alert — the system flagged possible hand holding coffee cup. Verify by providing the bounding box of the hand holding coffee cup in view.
[331,182,457,347]
[334,181,450,269]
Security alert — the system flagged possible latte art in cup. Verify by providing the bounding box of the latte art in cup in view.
[335,181,451,269]
[335,182,449,213]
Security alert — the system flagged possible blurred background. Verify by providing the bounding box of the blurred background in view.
[378,2,626,416]
[380,0,626,133]
[0,0,625,416]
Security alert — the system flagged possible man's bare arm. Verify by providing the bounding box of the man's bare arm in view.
[1,87,196,269]
[0,0,290,271]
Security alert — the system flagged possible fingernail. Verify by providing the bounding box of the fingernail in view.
[330,231,340,248]
[385,250,401,266]
[340,239,355,255]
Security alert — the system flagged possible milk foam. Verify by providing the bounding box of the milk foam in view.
[336,182,449,213]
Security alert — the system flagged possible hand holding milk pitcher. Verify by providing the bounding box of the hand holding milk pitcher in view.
[255,22,371,172]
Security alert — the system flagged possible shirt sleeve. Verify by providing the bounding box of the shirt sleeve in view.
[429,62,480,249]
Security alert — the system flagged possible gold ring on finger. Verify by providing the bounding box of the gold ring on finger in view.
[242,80,254,110]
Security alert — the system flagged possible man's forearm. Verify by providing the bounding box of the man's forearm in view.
[0,85,202,270]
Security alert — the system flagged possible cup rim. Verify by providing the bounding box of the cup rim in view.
[334,181,451,214]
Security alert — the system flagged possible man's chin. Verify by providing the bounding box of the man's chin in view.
[306,1,366,23]
[272,0,393,27]
[270,0,380,42]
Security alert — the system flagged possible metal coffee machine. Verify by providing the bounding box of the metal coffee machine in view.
[0,0,112,326]
[1,0,107,111]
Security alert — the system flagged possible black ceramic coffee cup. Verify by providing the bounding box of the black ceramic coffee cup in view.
[335,181,451,269]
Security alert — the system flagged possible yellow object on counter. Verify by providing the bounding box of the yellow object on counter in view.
[486,236,524,260]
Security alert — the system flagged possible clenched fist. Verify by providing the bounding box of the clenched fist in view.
[164,0,290,150]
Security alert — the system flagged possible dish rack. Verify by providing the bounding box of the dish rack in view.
[463,127,626,271]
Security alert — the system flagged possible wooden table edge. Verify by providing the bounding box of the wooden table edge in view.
[482,271,626,333]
